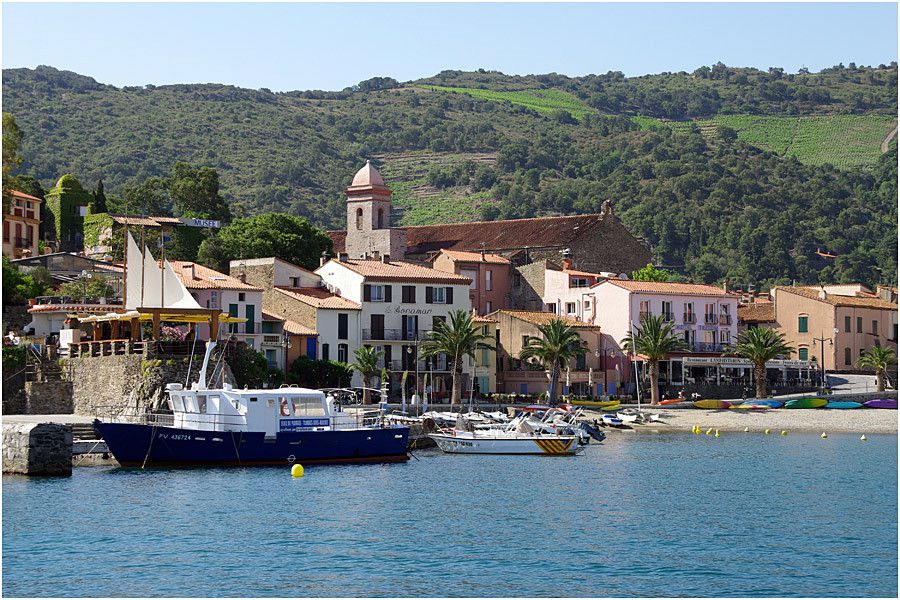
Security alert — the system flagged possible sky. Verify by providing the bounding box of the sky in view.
[2,2,898,91]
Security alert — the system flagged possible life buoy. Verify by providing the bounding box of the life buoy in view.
[280,399,291,417]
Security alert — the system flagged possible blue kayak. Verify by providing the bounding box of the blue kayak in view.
[825,401,863,409]
[739,399,783,409]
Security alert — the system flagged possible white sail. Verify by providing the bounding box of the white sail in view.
[124,231,201,310]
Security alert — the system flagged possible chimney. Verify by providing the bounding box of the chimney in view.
[338,252,349,262]
[182,263,195,280]
[818,288,828,300]
[381,254,390,264]
[480,249,486,261]
[320,249,331,267]
[562,258,573,270]
[239,272,246,283]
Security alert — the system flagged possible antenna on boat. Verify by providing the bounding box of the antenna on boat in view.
[195,340,217,391]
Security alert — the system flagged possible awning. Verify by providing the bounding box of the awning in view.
[78,311,246,324]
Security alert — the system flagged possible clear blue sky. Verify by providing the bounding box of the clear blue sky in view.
[3,2,897,91]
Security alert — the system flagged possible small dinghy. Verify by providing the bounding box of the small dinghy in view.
[601,413,626,427]
[825,401,863,409]
[863,398,898,409]
[429,414,585,455]
[784,398,827,409]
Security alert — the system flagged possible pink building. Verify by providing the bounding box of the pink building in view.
[541,258,616,322]
[431,249,511,316]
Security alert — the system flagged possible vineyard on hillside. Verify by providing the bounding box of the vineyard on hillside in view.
[419,85,593,120]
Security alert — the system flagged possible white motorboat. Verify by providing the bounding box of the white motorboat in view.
[428,415,586,455]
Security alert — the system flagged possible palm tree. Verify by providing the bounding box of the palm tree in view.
[621,314,687,405]
[519,318,587,406]
[350,345,383,404]
[857,344,896,392]
[731,327,794,399]
[420,310,495,407]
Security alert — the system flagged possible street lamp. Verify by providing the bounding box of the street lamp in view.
[406,340,420,406]
[80,270,92,300]
[812,330,836,392]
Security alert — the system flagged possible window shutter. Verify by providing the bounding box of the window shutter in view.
[384,285,392,303]
[363,284,371,301]
[425,286,433,304]
[446,287,453,304]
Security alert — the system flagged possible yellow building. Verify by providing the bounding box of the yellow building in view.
[3,189,42,259]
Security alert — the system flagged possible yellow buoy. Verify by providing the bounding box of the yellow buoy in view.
[764,429,771,435]
[705,428,713,435]
[821,432,828,439]
[714,429,720,438]
[781,430,787,436]
[860,435,867,441]
[743,427,749,432]
[291,464,305,477]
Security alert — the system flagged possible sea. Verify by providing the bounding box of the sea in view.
[2,432,897,597]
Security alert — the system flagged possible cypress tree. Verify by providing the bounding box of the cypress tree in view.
[93,179,107,213]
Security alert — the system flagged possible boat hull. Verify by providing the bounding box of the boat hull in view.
[94,420,410,467]
[863,399,898,409]
[429,433,583,455]
[784,398,827,409]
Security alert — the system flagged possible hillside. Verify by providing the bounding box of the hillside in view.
[2,64,897,288]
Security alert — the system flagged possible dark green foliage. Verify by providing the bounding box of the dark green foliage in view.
[92,179,107,213]
[3,256,51,304]
[229,344,283,389]
[632,263,683,282]
[2,112,23,184]
[288,355,352,388]
[170,162,231,222]
[2,345,26,372]
[59,275,115,299]
[197,213,332,272]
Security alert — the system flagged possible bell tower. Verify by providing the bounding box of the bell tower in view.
[344,160,407,259]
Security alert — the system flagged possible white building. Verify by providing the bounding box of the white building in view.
[592,279,739,391]
[316,256,472,400]
[541,258,616,322]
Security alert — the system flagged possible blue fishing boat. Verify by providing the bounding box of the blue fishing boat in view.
[94,342,409,467]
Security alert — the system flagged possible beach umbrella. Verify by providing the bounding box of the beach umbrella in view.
[588,367,594,387]
[566,367,571,395]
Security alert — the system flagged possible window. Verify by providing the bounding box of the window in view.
[322,343,330,361]
[2,221,8,242]
[377,208,384,229]
[639,300,651,318]
[721,330,731,345]
[364,284,388,302]
[547,303,557,314]
[894,324,898,342]
[337,343,349,363]
[705,303,716,324]
[565,302,576,315]
[228,303,238,333]
[265,349,277,367]
[460,269,477,289]
[860,348,865,357]
[522,335,531,349]
[570,277,589,288]
[576,353,586,370]
[238,292,246,302]
[857,317,863,333]
[872,320,878,336]
[355,207,363,230]
[661,301,673,321]
[584,301,591,310]
[290,277,300,288]
[485,301,492,313]
[799,347,809,361]
[261,321,275,334]
[338,313,348,340]
[480,347,489,366]
[245,304,255,334]
[684,302,695,323]
[485,270,493,291]
[798,315,808,333]
[426,286,451,304]
[845,316,852,332]
[844,347,851,366]
[402,285,416,303]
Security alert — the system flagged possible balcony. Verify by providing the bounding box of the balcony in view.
[14,236,34,249]
[704,314,718,325]
[362,328,427,341]
[383,358,451,372]
[661,312,674,322]
[261,334,283,345]
[639,311,650,321]
[683,313,696,324]
[691,342,727,353]
[719,314,732,326]
[226,321,262,335]
[33,296,118,306]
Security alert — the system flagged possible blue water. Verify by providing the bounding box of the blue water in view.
[3,433,897,597]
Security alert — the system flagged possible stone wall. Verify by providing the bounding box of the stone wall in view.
[3,370,27,414]
[507,260,552,311]
[64,351,236,417]
[2,422,72,475]
[25,381,74,414]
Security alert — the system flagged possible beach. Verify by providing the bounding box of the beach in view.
[599,407,899,434]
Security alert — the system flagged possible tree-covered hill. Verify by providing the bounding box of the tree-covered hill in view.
[2,63,897,288]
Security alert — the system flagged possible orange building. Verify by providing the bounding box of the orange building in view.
[3,189,42,259]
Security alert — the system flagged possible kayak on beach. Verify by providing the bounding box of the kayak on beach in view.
[784,398,827,409]
[825,401,863,409]
[863,398,898,409]
[737,399,783,409]
[693,399,731,409]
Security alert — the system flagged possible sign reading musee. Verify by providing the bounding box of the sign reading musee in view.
[179,217,222,229]
[280,418,330,432]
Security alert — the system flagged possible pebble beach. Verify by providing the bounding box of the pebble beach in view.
[602,407,899,434]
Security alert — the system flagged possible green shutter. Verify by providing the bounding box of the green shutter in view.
[798,316,808,333]
[798,347,808,361]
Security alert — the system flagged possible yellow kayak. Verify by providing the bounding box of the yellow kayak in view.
[693,399,732,409]
[570,399,621,409]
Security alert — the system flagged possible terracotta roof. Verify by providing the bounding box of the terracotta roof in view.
[437,249,511,265]
[737,303,776,323]
[274,287,361,310]
[328,213,608,255]
[472,314,498,323]
[777,286,899,310]
[330,259,471,284]
[29,304,123,314]
[283,320,317,336]
[3,189,42,203]
[490,310,600,329]
[563,269,606,279]
[601,279,730,296]
[169,261,262,291]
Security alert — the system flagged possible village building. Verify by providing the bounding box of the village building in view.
[3,189,42,259]
[430,249,511,315]
[10,252,123,291]
[771,285,898,373]
[737,297,776,333]
[489,310,607,397]
[43,175,92,252]
[328,162,652,275]
[471,314,499,395]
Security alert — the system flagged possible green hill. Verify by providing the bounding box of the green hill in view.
[2,64,897,288]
